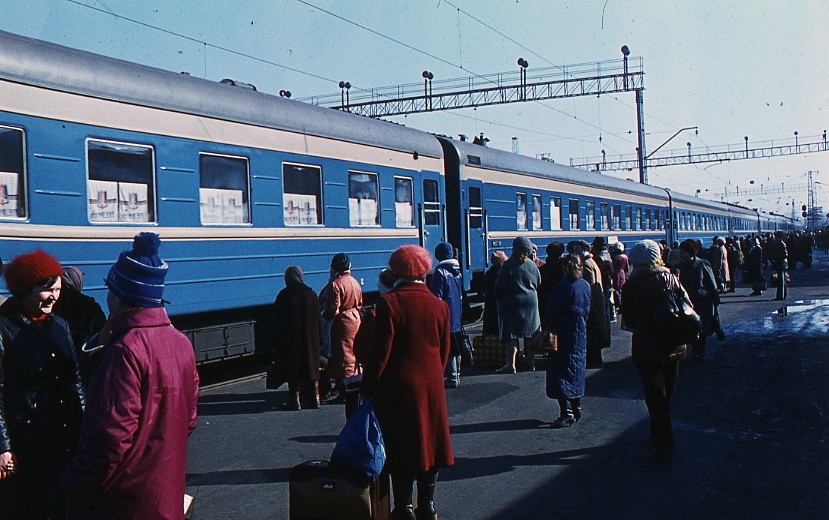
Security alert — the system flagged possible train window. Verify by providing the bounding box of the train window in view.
[468,186,482,229]
[550,197,562,230]
[585,200,595,230]
[348,171,379,227]
[632,207,640,231]
[423,179,440,225]
[199,154,250,225]
[395,177,414,227]
[0,126,26,219]
[516,192,528,231]
[569,199,580,230]
[87,139,155,223]
[613,204,621,230]
[646,209,652,230]
[532,194,542,230]
[601,203,610,230]
[283,163,323,226]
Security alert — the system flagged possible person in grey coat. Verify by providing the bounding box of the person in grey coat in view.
[494,236,541,373]
[543,254,591,428]
[678,239,721,362]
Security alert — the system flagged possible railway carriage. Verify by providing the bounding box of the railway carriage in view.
[0,30,798,363]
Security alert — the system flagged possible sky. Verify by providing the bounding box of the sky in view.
[4,0,828,219]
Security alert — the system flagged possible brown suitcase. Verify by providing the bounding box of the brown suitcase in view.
[289,460,389,520]
[473,335,506,368]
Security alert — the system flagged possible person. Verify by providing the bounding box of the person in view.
[592,237,616,323]
[543,254,591,428]
[746,237,766,296]
[725,238,742,293]
[482,251,507,337]
[569,240,609,367]
[270,266,322,410]
[0,250,84,519]
[537,242,565,317]
[60,232,199,519]
[530,243,546,268]
[353,268,396,365]
[621,240,691,463]
[494,237,541,374]
[610,242,630,312]
[772,231,789,301]
[428,242,463,389]
[360,245,453,520]
[677,239,721,362]
[320,253,363,417]
[52,266,107,387]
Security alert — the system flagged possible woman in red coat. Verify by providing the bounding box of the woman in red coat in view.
[361,245,453,520]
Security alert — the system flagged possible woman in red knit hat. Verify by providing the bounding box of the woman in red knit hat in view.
[0,250,85,519]
[360,245,454,520]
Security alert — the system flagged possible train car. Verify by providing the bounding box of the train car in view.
[437,137,773,290]
[0,30,448,362]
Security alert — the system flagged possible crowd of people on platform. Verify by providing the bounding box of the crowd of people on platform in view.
[0,225,819,518]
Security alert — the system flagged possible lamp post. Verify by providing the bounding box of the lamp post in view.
[794,131,799,152]
[621,45,630,89]
[422,71,434,110]
[517,58,529,100]
[744,135,749,158]
[338,81,351,111]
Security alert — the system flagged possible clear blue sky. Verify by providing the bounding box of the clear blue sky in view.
[4,0,828,218]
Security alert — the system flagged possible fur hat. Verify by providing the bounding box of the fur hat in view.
[4,250,63,297]
[679,239,698,256]
[512,236,533,255]
[389,245,432,280]
[628,240,662,267]
[105,232,168,308]
[435,242,454,261]
[331,252,351,272]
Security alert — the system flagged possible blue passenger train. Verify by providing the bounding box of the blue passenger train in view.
[0,31,798,361]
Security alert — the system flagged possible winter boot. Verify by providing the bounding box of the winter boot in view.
[308,381,320,409]
[391,474,415,520]
[415,471,438,520]
[282,388,301,411]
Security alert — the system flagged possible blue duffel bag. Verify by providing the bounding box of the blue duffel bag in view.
[330,397,386,479]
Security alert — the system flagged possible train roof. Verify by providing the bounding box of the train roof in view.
[440,137,763,216]
[0,30,443,160]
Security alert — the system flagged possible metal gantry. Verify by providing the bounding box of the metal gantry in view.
[299,57,644,117]
[571,131,829,172]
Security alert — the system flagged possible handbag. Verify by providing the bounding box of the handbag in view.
[331,397,386,479]
[527,324,558,353]
[651,275,701,348]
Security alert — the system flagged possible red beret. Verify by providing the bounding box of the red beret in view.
[4,250,63,297]
[389,245,433,280]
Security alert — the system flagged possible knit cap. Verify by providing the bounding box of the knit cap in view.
[628,240,662,267]
[512,236,533,255]
[105,232,168,307]
[4,250,63,297]
[435,242,454,261]
[331,253,351,272]
[389,245,432,280]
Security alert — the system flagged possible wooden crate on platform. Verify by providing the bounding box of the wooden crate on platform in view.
[472,335,506,369]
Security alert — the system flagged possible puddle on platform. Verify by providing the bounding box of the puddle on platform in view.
[728,299,829,339]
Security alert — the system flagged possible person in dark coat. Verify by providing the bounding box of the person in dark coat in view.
[537,242,565,318]
[569,240,610,367]
[494,237,541,373]
[746,237,766,296]
[482,251,507,336]
[61,233,199,520]
[0,250,84,519]
[361,245,453,520]
[543,254,591,429]
[678,239,721,362]
[271,266,322,410]
[772,231,789,300]
[622,240,691,463]
[52,266,107,388]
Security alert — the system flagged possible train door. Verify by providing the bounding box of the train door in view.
[463,180,485,281]
[419,175,444,254]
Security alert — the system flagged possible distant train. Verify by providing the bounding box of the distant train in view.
[0,31,798,362]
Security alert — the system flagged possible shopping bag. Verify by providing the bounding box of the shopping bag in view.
[331,397,386,479]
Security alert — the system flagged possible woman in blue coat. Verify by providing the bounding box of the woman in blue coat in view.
[543,254,591,428]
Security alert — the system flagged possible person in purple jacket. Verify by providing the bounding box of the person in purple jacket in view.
[60,233,199,519]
